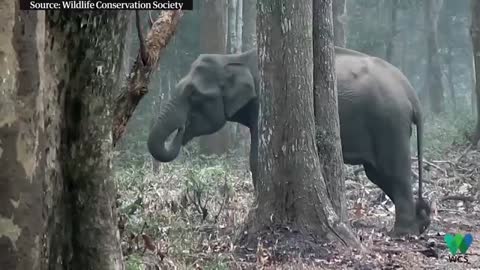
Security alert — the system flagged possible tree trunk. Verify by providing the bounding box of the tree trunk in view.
[198,0,231,156]
[313,0,347,222]
[424,0,445,114]
[120,12,134,88]
[385,0,398,63]
[242,0,358,249]
[445,48,457,113]
[236,0,243,52]
[0,10,127,270]
[242,0,256,51]
[227,0,237,53]
[332,0,346,47]
[471,0,480,145]
[47,11,127,269]
[472,54,477,116]
[151,75,162,174]
[0,9,45,269]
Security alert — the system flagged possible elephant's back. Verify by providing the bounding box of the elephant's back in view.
[335,52,415,119]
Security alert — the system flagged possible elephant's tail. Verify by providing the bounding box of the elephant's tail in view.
[414,110,424,199]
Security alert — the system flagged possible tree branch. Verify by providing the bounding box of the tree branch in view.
[113,10,183,146]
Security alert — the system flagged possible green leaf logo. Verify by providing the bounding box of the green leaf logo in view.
[444,233,473,255]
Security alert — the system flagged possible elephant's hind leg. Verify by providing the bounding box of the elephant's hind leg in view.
[378,144,418,236]
[364,163,395,204]
[365,152,418,236]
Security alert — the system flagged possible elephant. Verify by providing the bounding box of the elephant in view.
[147,47,431,237]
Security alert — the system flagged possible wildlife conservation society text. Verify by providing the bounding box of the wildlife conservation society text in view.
[21,0,193,10]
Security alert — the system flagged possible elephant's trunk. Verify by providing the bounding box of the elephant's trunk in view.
[147,99,187,162]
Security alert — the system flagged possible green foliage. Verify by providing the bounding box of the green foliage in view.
[411,108,475,159]
[203,259,230,270]
[125,254,144,270]
[114,151,250,267]
[184,163,233,221]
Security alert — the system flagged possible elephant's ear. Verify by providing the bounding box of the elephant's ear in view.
[223,62,256,119]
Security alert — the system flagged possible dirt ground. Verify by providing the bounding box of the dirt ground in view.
[118,143,480,270]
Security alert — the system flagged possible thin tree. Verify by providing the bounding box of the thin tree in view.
[313,0,347,221]
[424,0,446,114]
[242,0,256,51]
[385,0,399,63]
[471,0,480,145]
[332,0,347,47]
[242,0,358,248]
[198,0,231,155]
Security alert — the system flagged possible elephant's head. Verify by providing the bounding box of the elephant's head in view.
[147,51,257,162]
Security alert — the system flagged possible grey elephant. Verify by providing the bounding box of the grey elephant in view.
[147,47,431,237]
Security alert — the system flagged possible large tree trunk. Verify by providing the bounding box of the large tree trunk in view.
[198,0,232,156]
[332,0,346,47]
[48,11,127,269]
[0,9,45,269]
[471,0,480,145]
[424,0,446,114]
[242,0,358,249]
[313,0,347,222]
[0,10,127,269]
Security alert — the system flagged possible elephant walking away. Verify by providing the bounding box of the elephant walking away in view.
[147,47,431,237]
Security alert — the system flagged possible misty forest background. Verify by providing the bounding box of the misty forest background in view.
[1,0,480,269]
[114,0,479,269]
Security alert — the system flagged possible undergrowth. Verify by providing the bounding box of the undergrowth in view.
[114,108,476,269]
[412,109,474,160]
[114,149,251,269]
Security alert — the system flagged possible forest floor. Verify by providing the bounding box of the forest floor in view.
[116,142,480,270]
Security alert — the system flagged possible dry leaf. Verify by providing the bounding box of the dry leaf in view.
[142,234,156,251]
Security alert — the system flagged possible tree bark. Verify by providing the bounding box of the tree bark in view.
[46,11,128,269]
[242,0,256,51]
[0,9,129,269]
[227,0,237,53]
[0,9,45,269]
[471,0,480,145]
[332,0,346,47]
[385,0,398,63]
[445,48,457,113]
[313,0,347,222]
[236,0,243,52]
[242,0,358,249]
[424,0,445,114]
[198,0,232,156]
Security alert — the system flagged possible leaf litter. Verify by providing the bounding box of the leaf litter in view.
[116,143,480,269]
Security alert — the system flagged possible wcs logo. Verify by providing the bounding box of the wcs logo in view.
[444,233,473,263]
